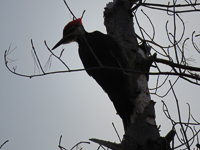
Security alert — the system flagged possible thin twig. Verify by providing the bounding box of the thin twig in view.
[192,31,200,53]
[0,140,9,149]
[174,129,200,149]
[58,135,67,150]
[154,76,179,98]
[97,145,106,150]
[31,39,45,74]
[141,9,155,41]
[140,2,200,8]
[162,100,175,125]
[63,0,77,19]
[112,122,121,142]
[169,80,190,150]
[185,103,191,133]
[81,10,86,19]
[70,141,90,150]
[155,58,200,72]
[44,40,70,71]
[4,51,200,82]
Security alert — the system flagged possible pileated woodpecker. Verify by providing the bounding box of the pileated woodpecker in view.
[52,18,133,129]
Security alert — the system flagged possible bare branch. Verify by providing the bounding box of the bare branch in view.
[0,140,9,149]
[44,40,70,70]
[192,31,200,53]
[141,9,155,41]
[81,10,86,20]
[4,45,200,83]
[141,2,200,9]
[174,129,200,149]
[44,54,52,72]
[58,135,90,150]
[153,76,179,98]
[58,135,67,150]
[138,2,200,13]
[162,100,176,125]
[169,80,190,150]
[31,39,45,74]
[112,122,122,142]
[63,0,77,19]
[155,58,200,72]
[70,141,90,150]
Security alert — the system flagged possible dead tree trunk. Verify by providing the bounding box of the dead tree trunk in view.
[90,1,175,150]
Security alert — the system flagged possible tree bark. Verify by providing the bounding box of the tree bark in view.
[96,0,176,149]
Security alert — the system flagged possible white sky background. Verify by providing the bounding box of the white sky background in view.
[0,0,200,150]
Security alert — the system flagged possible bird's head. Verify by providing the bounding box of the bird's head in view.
[52,18,84,50]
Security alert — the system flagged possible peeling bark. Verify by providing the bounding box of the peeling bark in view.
[93,0,176,149]
[104,0,152,131]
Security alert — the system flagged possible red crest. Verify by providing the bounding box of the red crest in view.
[64,18,82,29]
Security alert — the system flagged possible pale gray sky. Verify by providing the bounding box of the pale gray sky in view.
[1,0,200,150]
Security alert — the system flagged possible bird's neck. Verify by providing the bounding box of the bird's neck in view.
[76,30,88,45]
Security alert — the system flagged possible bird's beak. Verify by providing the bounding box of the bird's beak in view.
[51,32,75,50]
[51,37,66,50]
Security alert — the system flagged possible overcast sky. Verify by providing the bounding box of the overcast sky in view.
[1,0,200,150]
